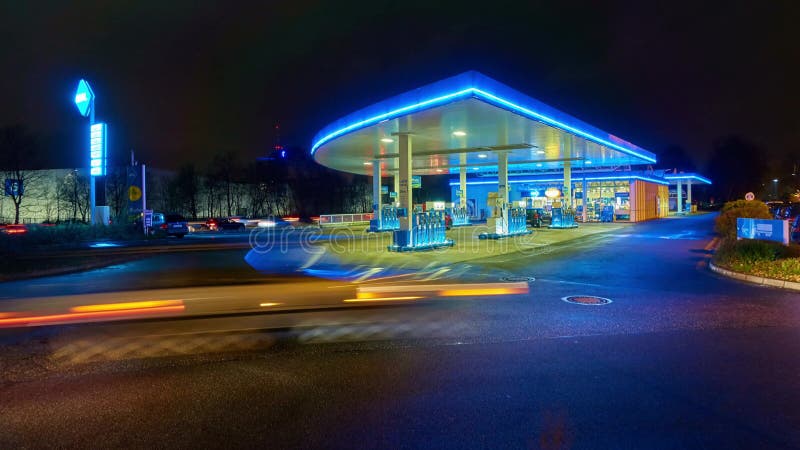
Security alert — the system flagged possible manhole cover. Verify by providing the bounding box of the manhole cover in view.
[501,276,536,283]
[562,295,612,305]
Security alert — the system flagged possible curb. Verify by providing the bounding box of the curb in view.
[709,262,800,292]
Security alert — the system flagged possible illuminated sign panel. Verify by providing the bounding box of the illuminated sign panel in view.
[74,79,94,118]
[90,123,107,176]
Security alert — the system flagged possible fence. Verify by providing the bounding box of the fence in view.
[318,213,374,227]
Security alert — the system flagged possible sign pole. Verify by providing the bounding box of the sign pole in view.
[89,99,96,225]
[142,163,147,234]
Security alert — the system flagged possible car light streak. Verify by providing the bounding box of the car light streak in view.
[438,287,526,296]
[70,299,184,313]
[343,296,423,303]
[0,305,186,328]
[354,282,529,300]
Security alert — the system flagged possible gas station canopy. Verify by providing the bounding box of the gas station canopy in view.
[312,71,657,176]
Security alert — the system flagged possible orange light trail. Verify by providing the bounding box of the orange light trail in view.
[0,304,185,328]
[438,287,527,297]
[343,296,423,303]
[355,282,529,299]
[70,299,184,313]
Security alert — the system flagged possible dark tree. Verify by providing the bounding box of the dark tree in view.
[105,166,129,220]
[210,151,241,217]
[172,164,200,219]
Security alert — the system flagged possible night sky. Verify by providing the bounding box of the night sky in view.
[1,1,798,170]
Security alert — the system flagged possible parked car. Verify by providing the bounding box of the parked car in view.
[776,203,800,222]
[161,214,189,238]
[135,213,188,238]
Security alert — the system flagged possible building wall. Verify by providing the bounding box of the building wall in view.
[658,185,670,218]
[630,180,665,222]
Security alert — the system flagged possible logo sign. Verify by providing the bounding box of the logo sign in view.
[745,192,755,201]
[128,185,142,202]
[545,187,561,198]
[412,175,422,189]
[74,79,94,117]
[736,218,789,245]
[89,123,107,176]
[4,179,22,196]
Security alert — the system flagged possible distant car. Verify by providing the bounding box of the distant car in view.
[257,217,292,228]
[136,213,188,238]
[0,224,28,235]
[161,214,189,238]
[215,218,246,232]
[776,203,800,222]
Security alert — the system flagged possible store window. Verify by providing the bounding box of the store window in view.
[574,181,631,221]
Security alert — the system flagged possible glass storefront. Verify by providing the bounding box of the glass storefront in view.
[572,181,630,221]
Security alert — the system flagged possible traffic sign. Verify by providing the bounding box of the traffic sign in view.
[128,185,142,202]
[74,79,95,117]
[745,192,755,201]
[4,179,22,196]
[144,209,153,228]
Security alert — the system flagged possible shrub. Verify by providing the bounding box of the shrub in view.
[715,239,786,264]
[714,199,772,240]
[714,239,800,282]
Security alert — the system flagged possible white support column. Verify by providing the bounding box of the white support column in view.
[398,133,413,239]
[676,180,683,214]
[459,153,467,208]
[393,170,400,207]
[687,180,693,213]
[498,151,509,234]
[372,159,382,226]
[563,161,572,209]
[582,177,588,222]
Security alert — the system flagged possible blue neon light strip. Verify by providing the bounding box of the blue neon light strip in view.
[311,71,657,164]
[469,89,656,163]
[448,175,670,186]
[663,174,712,184]
[311,88,474,154]
[89,123,107,177]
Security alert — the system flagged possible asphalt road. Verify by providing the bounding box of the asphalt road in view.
[1,214,799,449]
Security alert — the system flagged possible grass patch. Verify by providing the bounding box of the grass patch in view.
[713,239,800,282]
[1,223,149,252]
